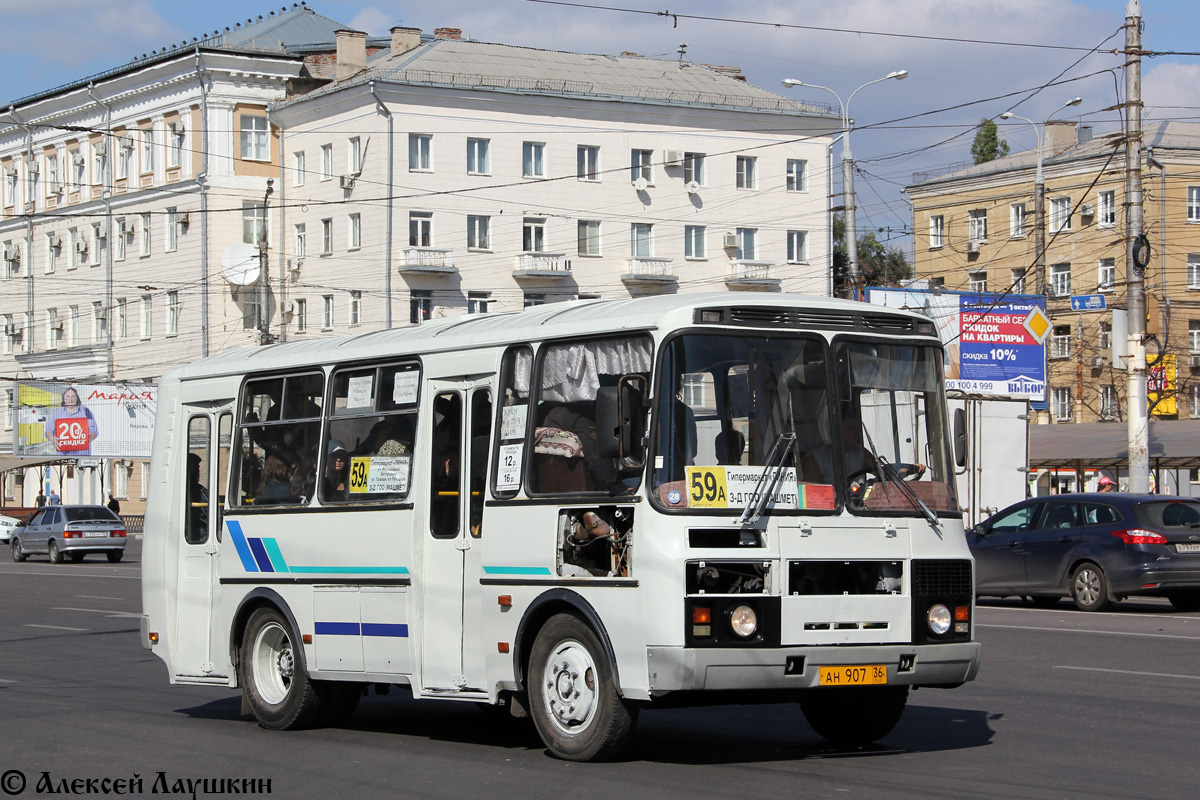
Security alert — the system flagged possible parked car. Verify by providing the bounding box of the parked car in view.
[0,514,23,544]
[969,493,1200,612]
[10,505,127,564]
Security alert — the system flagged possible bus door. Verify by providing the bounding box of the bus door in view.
[420,381,493,694]
[175,406,233,678]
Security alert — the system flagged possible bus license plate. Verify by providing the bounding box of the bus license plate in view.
[818,665,887,686]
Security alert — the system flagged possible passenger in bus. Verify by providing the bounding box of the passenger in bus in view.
[185,453,209,538]
[256,449,298,503]
[289,447,318,504]
[323,440,350,501]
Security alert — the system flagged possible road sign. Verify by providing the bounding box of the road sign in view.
[1070,294,1107,311]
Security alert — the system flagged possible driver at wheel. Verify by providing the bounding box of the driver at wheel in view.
[801,412,875,483]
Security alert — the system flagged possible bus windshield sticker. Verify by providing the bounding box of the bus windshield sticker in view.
[346,375,373,409]
[393,370,419,405]
[496,443,523,489]
[685,466,802,511]
[501,404,527,440]
[348,456,411,494]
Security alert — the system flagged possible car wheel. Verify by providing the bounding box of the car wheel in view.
[528,613,637,762]
[1070,563,1112,612]
[1167,591,1200,613]
[48,540,62,564]
[239,607,324,730]
[800,685,910,747]
[11,538,26,563]
[106,551,123,563]
[1028,596,1061,608]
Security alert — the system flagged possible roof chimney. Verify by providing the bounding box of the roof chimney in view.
[390,26,421,56]
[1045,120,1078,155]
[335,29,367,80]
[434,27,462,40]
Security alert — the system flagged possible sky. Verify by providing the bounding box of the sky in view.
[1,0,1196,254]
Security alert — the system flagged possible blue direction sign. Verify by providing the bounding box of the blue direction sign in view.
[1070,294,1107,311]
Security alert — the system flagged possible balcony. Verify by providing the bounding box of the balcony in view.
[725,260,780,290]
[398,247,456,275]
[621,257,677,287]
[513,252,572,279]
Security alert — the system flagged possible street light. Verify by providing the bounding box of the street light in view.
[782,70,908,299]
[999,97,1083,296]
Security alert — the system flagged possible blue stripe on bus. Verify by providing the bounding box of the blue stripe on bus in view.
[361,623,409,638]
[482,566,553,576]
[314,622,361,636]
[246,538,275,573]
[226,521,259,573]
[262,538,289,573]
[287,566,411,574]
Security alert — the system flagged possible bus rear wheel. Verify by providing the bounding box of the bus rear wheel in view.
[239,607,323,730]
[800,685,909,747]
[528,614,636,762]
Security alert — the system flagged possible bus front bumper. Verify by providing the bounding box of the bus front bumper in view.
[645,641,981,693]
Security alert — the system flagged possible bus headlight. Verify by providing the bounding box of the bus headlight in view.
[729,604,758,638]
[927,603,952,635]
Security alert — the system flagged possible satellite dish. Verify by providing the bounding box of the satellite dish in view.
[686,180,700,194]
[632,177,649,192]
[221,242,261,286]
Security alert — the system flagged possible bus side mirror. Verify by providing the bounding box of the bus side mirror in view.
[953,407,967,468]
[596,376,647,466]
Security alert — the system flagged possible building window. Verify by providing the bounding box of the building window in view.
[929,215,944,248]
[115,298,127,341]
[114,218,127,261]
[115,136,130,180]
[410,290,432,324]
[1099,321,1111,353]
[409,212,432,247]
[1050,196,1072,232]
[523,218,546,252]
[523,293,545,308]
[468,292,490,314]
[294,298,307,333]
[968,209,988,242]
[294,223,306,258]
[787,230,807,264]
[736,227,757,260]
[140,295,152,340]
[467,138,490,175]
[321,144,333,180]
[321,219,333,254]
[293,151,306,186]
[1052,387,1072,421]
[348,136,362,175]
[1189,254,1200,289]
[348,213,361,250]
[1010,203,1027,238]
[1099,385,1117,419]
[92,302,105,344]
[168,123,183,169]
[72,227,86,269]
[630,149,652,184]
[72,150,86,190]
[113,462,129,500]
[685,152,706,186]
[240,114,269,161]
[322,295,334,329]
[522,142,546,178]
[577,145,599,181]
[684,225,705,259]
[1098,190,1116,227]
[46,154,59,193]
[242,201,266,245]
[786,159,806,192]
[630,223,652,257]
[1050,263,1072,297]
[349,291,362,326]
[46,308,59,350]
[1051,325,1072,359]
[1190,320,1200,352]
[736,156,756,189]
[140,128,154,174]
[165,207,178,252]
[140,212,152,256]
[578,220,601,256]
[467,215,490,250]
[67,305,79,347]
[1099,258,1115,290]
[1010,268,1027,294]
[1189,186,1200,222]
[166,291,179,337]
[409,134,432,171]
[1,314,11,355]
[970,271,987,292]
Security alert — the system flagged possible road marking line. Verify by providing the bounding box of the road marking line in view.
[25,624,88,631]
[0,678,16,684]
[1056,666,1200,681]
[51,607,140,618]
[979,623,1200,641]
[77,595,123,600]
[0,570,138,580]
[979,605,1200,621]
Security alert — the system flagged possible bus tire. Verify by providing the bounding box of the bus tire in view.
[799,685,909,747]
[528,613,636,762]
[239,607,323,730]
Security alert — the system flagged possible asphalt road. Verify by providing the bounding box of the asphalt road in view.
[2,539,1199,799]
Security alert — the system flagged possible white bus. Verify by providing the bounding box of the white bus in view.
[141,293,980,761]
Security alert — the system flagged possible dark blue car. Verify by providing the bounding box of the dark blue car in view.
[969,493,1200,612]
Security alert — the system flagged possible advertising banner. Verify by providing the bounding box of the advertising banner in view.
[12,381,157,459]
[1148,354,1177,416]
[867,288,1048,401]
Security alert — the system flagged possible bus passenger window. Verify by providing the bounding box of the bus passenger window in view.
[430,393,462,538]
[469,390,491,536]
[492,347,532,499]
[235,372,323,506]
[184,416,210,544]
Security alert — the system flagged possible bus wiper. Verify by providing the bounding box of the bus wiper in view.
[876,454,941,530]
[739,432,795,527]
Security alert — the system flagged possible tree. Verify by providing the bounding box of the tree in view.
[971,118,1010,165]
[832,214,912,296]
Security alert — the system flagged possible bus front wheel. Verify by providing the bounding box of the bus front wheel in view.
[239,607,323,730]
[799,685,909,747]
[528,614,636,762]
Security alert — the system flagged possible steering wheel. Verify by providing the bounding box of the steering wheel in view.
[846,463,925,491]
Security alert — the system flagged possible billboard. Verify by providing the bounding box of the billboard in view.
[12,382,157,459]
[867,288,1048,401]
[1148,354,1177,416]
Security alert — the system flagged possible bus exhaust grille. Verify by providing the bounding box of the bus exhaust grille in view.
[911,560,973,595]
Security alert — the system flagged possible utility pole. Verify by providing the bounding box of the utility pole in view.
[1125,0,1149,492]
[257,178,274,346]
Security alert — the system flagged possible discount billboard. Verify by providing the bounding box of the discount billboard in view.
[867,288,1048,400]
[12,381,157,459]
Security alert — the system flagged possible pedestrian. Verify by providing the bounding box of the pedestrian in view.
[107,493,121,514]
[35,489,46,507]
[1097,476,1117,493]
[48,489,61,505]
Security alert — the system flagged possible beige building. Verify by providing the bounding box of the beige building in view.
[907,121,1200,431]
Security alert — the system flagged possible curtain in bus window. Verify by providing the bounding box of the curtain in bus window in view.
[540,338,652,403]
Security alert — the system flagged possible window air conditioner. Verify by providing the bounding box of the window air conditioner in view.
[3,164,17,178]
[966,240,981,254]
[722,233,738,249]
[177,212,190,226]
[663,149,684,167]
[49,320,63,331]
[1090,356,1107,368]
[93,141,106,156]
[72,153,86,167]
[26,160,39,175]
[75,242,88,254]
[119,220,132,235]
[2,323,15,336]
[48,234,61,248]
[1190,354,1200,370]
[338,175,356,189]
[95,227,106,240]
[281,300,296,315]
[1080,203,1095,217]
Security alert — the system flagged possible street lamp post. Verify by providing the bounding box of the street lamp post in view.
[782,70,907,299]
[999,98,1082,297]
